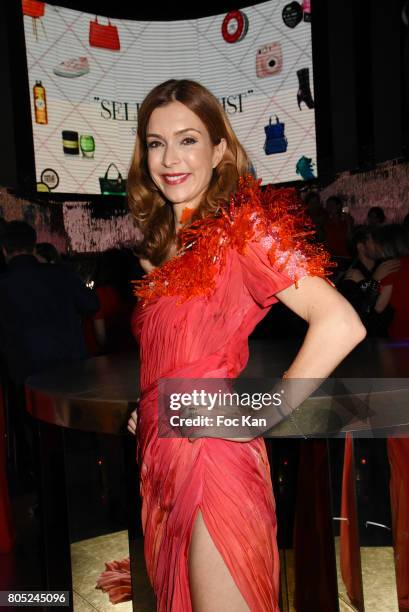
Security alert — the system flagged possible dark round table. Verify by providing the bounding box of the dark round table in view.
[24,338,409,610]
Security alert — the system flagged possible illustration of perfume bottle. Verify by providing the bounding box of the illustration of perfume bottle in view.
[33,80,48,124]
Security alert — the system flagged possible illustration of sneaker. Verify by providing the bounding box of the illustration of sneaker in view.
[53,57,90,78]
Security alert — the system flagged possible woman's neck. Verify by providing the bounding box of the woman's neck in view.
[173,203,198,230]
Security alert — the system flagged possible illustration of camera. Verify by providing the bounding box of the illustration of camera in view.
[256,42,283,78]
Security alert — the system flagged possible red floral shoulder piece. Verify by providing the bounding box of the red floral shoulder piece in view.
[133,175,334,304]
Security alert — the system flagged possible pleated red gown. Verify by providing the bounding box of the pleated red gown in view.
[97,179,332,611]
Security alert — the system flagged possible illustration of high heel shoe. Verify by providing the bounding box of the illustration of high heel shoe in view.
[297,67,314,109]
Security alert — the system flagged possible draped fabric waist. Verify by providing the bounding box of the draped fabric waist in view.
[139,349,233,405]
[135,349,233,463]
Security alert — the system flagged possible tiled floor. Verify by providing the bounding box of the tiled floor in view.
[334,537,399,612]
[72,532,399,611]
[71,532,155,612]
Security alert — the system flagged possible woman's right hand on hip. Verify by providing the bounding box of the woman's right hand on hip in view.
[127,400,139,435]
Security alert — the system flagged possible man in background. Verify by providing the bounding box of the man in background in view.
[0,221,99,383]
[0,218,6,273]
[0,221,99,486]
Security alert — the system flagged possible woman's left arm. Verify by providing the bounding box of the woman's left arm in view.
[276,276,366,378]
[189,277,366,443]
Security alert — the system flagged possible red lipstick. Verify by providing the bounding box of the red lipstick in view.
[162,173,190,185]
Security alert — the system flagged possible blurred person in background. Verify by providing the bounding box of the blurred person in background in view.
[323,195,354,258]
[371,224,409,339]
[0,221,99,485]
[83,249,137,356]
[35,242,61,264]
[0,218,6,273]
[303,191,328,243]
[0,221,99,383]
[0,217,7,274]
[337,226,395,336]
[367,206,386,227]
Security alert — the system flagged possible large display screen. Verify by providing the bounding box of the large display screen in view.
[23,0,316,194]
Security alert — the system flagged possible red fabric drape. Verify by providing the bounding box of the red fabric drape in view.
[388,438,409,611]
[340,435,364,611]
[293,440,339,612]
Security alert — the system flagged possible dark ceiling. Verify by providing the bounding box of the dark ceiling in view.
[44,0,269,21]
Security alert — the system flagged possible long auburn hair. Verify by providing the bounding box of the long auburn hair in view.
[127,79,250,266]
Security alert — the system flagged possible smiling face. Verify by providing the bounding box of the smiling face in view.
[146,101,226,213]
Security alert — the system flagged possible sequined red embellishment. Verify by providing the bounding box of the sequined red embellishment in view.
[133,175,334,304]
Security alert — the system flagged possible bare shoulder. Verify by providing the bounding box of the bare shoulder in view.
[139,257,156,274]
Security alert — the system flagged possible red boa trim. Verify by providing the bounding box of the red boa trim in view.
[133,176,334,303]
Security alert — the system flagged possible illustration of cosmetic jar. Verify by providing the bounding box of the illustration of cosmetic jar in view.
[62,130,79,155]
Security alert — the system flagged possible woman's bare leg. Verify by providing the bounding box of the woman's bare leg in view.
[188,509,250,612]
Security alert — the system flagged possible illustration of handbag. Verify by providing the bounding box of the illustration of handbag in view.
[22,0,47,42]
[89,16,120,51]
[99,163,126,195]
[263,116,288,155]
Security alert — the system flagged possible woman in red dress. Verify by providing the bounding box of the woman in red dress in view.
[97,80,365,611]
[372,224,409,340]
[371,224,409,611]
